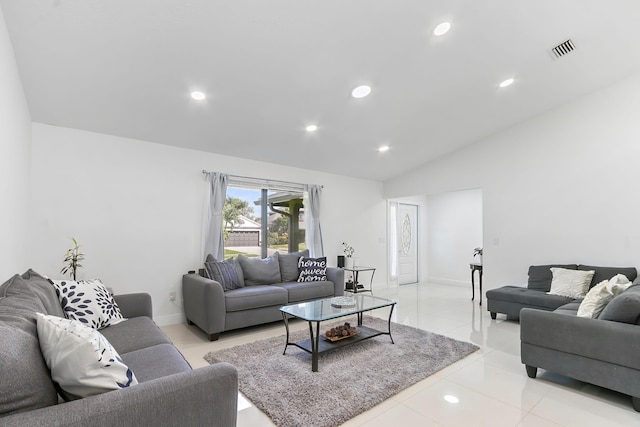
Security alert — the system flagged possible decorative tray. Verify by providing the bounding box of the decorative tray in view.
[323,329,360,342]
[330,296,356,308]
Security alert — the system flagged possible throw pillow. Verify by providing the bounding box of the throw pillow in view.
[297,257,328,282]
[547,267,594,299]
[278,249,310,282]
[205,254,245,286]
[577,274,631,318]
[36,313,138,401]
[49,279,125,329]
[238,253,281,286]
[598,284,640,324]
[205,259,242,291]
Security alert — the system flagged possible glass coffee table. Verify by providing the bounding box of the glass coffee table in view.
[279,294,396,372]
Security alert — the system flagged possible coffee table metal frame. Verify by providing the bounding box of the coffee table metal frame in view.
[279,294,396,372]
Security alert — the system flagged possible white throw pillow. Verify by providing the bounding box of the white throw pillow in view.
[49,278,125,329]
[547,268,594,299]
[577,274,632,318]
[36,313,138,401]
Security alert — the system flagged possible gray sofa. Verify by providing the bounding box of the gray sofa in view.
[0,270,238,427]
[521,284,640,411]
[182,252,344,340]
[486,264,638,320]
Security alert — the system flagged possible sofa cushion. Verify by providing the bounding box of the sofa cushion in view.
[21,269,65,318]
[100,316,172,354]
[120,343,191,382]
[238,253,281,286]
[50,278,126,329]
[205,254,245,286]
[598,284,640,324]
[205,259,242,291]
[548,268,594,299]
[224,285,288,312]
[527,264,578,291]
[297,257,327,282]
[553,301,581,315]
[577,265,638,288]
[278,249,309,282]
[0,275,59,416]
[276,281,334,303]
[36,313,138,401]
[486,286,574,310]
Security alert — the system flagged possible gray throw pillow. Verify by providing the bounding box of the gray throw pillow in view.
[204,254,244,286]
[238,253,281,286]
[598,284,640,324]
[278,249,310,282]
[205,260,242,291]
[527,264,578,292]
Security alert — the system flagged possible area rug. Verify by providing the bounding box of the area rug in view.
[204,316,479,427]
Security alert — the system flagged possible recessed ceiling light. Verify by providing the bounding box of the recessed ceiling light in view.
[434,22,451,36]
[444,395,459,404]
[378,145,390,153]
[191,91,206,100]
[498,78,514,88]
[351,85,372,99]
[305,124,318,132]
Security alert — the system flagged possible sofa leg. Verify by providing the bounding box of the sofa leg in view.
[208,332,220,341]
[632,396,640,412]
[525,365,537,378]
[490,312,497,320]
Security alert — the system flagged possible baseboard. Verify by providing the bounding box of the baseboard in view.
[427,277,469,287]
[154,313,186,326]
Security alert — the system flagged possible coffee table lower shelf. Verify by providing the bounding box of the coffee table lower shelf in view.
[290,325,386,354]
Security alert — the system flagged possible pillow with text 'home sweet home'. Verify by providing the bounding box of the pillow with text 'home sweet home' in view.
[297,257,327,282]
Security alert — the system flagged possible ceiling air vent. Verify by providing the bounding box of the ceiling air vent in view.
[551,39,576,59]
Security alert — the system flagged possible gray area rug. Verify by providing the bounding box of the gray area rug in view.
[204,316,479,427]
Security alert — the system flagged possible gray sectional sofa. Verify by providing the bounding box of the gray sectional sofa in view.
[182,251,344,340]
[521,284,640,411]
[486,264,638,320]
[0,270,238,427]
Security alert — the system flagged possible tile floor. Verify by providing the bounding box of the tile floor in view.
[162,282,638,426]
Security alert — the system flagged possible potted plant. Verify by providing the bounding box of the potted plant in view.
[342,242,355,270]
[473,247,483,264]
[61,237,85,280]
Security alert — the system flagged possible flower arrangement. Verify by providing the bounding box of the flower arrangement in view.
[473,247,483,257]
[61,237,84,280]
[342,242,355,258]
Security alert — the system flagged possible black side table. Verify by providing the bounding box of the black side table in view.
[343,266,375,293]
[470,263,483,305]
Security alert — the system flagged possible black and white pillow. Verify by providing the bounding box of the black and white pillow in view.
[297,257,327,282]
[49,279,125,329]
[36,313,137,401]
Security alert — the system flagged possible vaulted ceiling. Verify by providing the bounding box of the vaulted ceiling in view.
[3,1,640,181]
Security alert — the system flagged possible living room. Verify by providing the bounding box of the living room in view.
[2,2,640,426]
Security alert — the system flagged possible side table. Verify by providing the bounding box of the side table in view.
[343,266,375,294]
[470,263,483,305]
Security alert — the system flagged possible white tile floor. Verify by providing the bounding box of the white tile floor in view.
[162,282,638,426]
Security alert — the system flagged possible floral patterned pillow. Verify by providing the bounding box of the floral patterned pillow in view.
[49,279,126,329]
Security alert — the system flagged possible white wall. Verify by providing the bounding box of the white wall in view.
[427,189,482,286]
[29,123,386,325]
[385,72,640,290]
[0,8,31,279]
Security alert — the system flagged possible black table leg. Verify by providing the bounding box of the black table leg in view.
[387,304,395,344]
[309,321,321,372]
[282,312,290,355]
[471,270,476,301]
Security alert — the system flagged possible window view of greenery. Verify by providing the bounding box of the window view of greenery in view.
[223,187,306,259]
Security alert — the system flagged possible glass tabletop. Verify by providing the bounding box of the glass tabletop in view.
[279,294,396,322]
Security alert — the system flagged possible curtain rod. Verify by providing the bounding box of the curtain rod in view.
[201,170,323,189]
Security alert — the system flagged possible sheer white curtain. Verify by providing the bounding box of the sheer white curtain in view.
[304,184,324,257]
[202,172,228,261]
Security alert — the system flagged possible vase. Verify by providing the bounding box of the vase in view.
[345,257,354,270]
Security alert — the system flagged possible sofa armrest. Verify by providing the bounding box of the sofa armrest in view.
[326,267,344,297]
[114,293,152,318]
[520,308,640,370]
[182,273,226,336]
[0,363,238,427]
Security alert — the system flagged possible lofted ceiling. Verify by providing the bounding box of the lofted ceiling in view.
[3,0,640,181]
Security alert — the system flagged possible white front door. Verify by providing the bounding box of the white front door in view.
[398,203,418,285]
